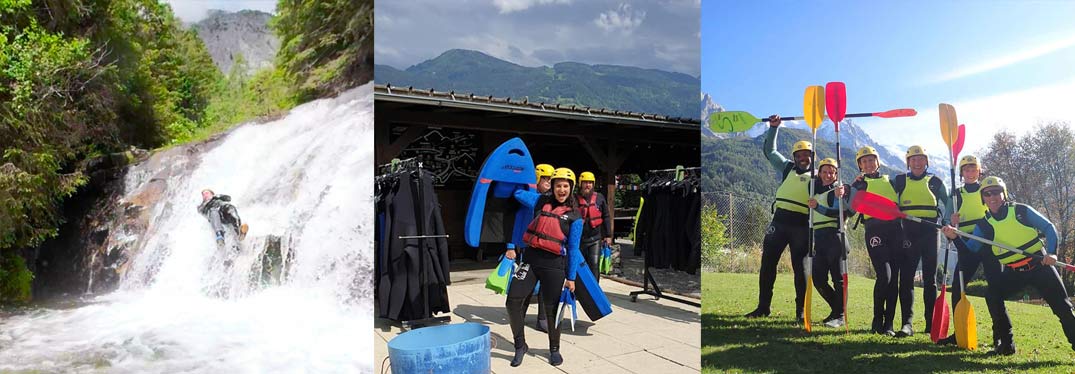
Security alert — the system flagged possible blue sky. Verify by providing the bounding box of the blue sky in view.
[703,1,1075,154]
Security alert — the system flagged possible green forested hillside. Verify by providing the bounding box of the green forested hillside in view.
[374,49,699,119]
[702,128,900,198]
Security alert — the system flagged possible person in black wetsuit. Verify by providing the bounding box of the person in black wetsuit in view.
[744,115,813,321]
[941,176,1075,355]
[891,145,951,337]
[198,189,249,248]
[848,146,902,336]
[807,157,851,328]
[512,163,555,332]
[507,167,584,367]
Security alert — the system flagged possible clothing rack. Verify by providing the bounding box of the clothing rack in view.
[630,166,701,308]
[378,158,451,328]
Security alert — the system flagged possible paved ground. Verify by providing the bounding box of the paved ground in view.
[375,264,701,373]
[615,241,701,298]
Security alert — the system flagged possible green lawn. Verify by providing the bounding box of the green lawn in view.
[702,273,1075,373]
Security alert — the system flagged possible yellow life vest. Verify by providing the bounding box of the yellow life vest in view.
[985,205,1044,265]
[774,166,811,215]
[862,175,897,220]
[899,174,938,218]
[958,185,988,233]
[811,183,841,229]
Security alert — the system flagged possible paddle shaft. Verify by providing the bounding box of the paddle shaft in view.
[835,120,850,334]
[764,112,905,122]
[899,214,1075,271]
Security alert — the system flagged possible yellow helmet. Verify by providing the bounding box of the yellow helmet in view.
[856,146,880,163]
[536,164,555,180]
[792,140,813,154]
[958,155,980,171]
[551,167,576,186]
[980,176,1008,201]
[818,158,838,172]
[905,145,928,165]
[579,171,596,183]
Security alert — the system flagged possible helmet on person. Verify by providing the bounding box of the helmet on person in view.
[536,164,555,180]
[980,176,1008,201]
[579,171,596,183]
[818,158,838,172]
[958,155,980,171]
[792,140,813,155]
[905,145,928,166]
[551,167,576,187]
[856,146,881,166]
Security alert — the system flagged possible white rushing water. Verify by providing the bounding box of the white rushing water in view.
[0,84,375,373]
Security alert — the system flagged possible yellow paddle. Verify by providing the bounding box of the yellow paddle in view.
[802,85,825,332]
[954,271,978,350]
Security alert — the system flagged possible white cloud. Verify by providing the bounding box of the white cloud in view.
[926,32,1075,84]
[492,0,571,14]
[861,79,1075,157]
[594,3,646,34]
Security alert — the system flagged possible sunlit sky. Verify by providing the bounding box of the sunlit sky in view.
[703,1,1075,155]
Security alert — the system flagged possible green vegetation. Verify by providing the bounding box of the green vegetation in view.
[0,0,371,302]
[703,272,1075,373]
[700,204,728,271]
[274,0,373,102]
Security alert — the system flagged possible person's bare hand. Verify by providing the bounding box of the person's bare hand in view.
[768,114,781,128]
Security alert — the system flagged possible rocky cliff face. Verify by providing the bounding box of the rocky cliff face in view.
[32,141,218,299]
[193,9,278,74]
[701,92,722,138]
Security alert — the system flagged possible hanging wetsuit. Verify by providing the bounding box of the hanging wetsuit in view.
[507,190,583,362]
[811,179,851,324]
[951,203,1075,352]
[746,126,812,319]
[893,172,950,335]
[850,173,903,335]
[577,191,611,283]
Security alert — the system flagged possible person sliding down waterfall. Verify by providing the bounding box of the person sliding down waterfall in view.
[198,189,249,249]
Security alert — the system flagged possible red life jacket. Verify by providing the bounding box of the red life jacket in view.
[577,193,604,229]
[524,203,575,254]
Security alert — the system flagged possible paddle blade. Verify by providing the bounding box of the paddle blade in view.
[955,291,977,350]
[952,124,966,160]
[826,82,847,127]
[804,86,825,132]
[873,108,917,118]
[930,285,951,343]
[939,103,958,149]
[708,111,762,133]
[804,280,813,332]
[850,191,904,221]
[804,256,813,332]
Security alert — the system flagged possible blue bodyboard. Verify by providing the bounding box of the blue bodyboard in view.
[464,137,536,248]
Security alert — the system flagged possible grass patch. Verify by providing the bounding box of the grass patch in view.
[702,272,1075,373]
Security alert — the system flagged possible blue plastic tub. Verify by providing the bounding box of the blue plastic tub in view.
[387,323,491,374]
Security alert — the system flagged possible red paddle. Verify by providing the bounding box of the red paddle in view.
[825,81,850,334]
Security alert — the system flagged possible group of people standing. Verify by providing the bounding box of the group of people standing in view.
[504,164,612,367]
[745,115,1075,355]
